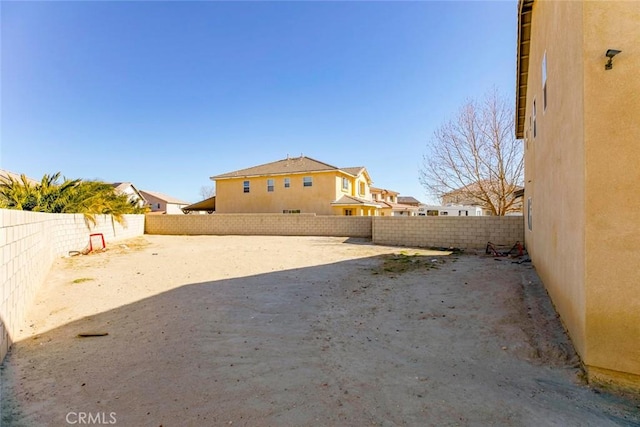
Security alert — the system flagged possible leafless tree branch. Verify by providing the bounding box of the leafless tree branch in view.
[419,89,524,215]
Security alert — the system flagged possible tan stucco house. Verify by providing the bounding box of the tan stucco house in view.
[371,187,418,216]
[210,156,383,216]
[516,0,640,390]
[140,190,190,215]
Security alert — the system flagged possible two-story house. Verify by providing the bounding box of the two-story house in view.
[210,156,381,216]
[516,0,639,390]
[370,187,418,216]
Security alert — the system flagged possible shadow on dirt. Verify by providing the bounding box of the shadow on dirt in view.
[2,250,639,426]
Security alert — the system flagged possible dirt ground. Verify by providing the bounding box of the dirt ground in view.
[1,235,639,426]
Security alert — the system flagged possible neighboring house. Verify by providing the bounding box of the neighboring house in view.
[111,182,147,208]
[0,169,39,186]
[516,0,639,389]
[416,204,484,217]
[370,188,418,216]
[210,155,382,216]
[139,190,190,215]
[397,196,421,207]
[441,181,523,215]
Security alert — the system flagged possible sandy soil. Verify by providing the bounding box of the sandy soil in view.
[1,235,639,426]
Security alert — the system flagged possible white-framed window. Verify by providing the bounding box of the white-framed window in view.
[267,179,274,192]
[542,51,548,112]
[243,181,250,193]
[284,178,290,188]
[303,177,313,187]
[342,177,349,190]
[359,181,365,196]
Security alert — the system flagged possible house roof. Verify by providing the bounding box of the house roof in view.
[341,167,365,177]
[331,195,381,207]
[515,0,535,138]
[111,182,147,199]
[211,156,340,179]
[211,156,371,181]
[111,182,134,192]
[377,201,418,211]
[0,169,39,186]
[183,196,216,212]
[370,187,400,195]
[139,190,190,205]
[397,196,421,205]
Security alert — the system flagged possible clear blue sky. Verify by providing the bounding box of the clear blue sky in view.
[1,1,517,204]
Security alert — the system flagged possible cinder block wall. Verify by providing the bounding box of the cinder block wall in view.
[0,210,144,361]
[372,216,524,249]
[145,214,373,237]
[146,214,524,250]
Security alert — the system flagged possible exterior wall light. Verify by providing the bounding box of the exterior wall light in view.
[605,49,622,70]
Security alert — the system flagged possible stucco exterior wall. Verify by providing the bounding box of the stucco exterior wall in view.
[523,0,588,360]
[522,0,640,389]
[216,172,347,215]
[582,0,640,388]
[0,210,144,361]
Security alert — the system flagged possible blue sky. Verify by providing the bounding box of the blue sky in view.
[1,1,517,204]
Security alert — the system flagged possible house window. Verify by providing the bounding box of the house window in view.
[542,51,547,111]
[303,177,313,187]
[527,197,533,231]
[342,177,348,191]
[284,178,290,188]
[283,209,301,214]
[243,181,250,193]
[344,209,353,216]
[267,179,274,192]
[533,99,537,138]
[359,182,365,196]
[426,210,439,216]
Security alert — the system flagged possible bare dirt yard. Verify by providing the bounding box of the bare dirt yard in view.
[1,235,639,426]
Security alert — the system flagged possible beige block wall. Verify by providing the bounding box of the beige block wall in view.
[373,217,524,249]
[146,214,523,250]
[582,0,640,388]
[145,214,373,237]
[0,210,144,361]
[523,0,589,362]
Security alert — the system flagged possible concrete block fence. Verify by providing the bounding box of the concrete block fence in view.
[145,213,373,238]
[372,216,524,249]
[146,214,524,249]
[0,210,144,361]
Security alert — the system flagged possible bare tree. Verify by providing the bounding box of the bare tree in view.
[199,185,215,200]
[419,89,524,215]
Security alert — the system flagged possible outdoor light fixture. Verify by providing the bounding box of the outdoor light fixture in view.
[605,49,622,70]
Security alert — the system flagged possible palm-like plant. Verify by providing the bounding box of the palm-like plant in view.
[0,172,147,225]
[0,174,39,210]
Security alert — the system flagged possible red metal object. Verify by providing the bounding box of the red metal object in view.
[89,233,106,252]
